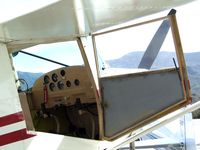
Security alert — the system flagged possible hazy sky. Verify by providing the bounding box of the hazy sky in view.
[7,0,200,72]
[175,0,200,52]
[13,41,84,73]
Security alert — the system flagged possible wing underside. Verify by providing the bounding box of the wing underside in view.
[0,0,194,52]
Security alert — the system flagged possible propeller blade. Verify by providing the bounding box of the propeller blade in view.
[138,19,170,69]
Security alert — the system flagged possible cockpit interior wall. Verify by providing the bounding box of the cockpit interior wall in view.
[20,66,99,139]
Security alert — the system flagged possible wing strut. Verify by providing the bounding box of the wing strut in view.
[138,9,176,69]
[19,51,69,67]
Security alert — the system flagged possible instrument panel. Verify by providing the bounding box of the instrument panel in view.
[43,68,81,91]
[31,66,96,109]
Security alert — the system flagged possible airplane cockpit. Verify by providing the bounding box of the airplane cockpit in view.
[29,66,99,139]
[14,41,100,139]
[13,9,192,141]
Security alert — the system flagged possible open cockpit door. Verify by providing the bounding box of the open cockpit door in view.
[92,9,191,140]
[100,68,185,139]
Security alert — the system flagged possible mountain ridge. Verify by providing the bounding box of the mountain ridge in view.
[107,51,200,68]
[107,52,200,103]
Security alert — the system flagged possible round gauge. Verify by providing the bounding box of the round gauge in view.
[60,70,65,77]
[52,73,58,82]
[57,81,64,90]
[49,83,56,91]
[44,75,50,84]
[66,80,71,87]
[74,79,80,86]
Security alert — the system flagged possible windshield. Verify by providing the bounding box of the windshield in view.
[13,41,84,89]
[94,18,177,77]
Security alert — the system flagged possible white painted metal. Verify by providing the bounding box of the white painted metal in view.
[0,43,25,149]
[120,138,184,149]
[73,0,87,35]
[0,43,22,116]
[193,119,200,150]
[1,132,100,150]
[0,0,194,53]
[0,0,59,23]
[0,121,26,135]
[184,113,196,150]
